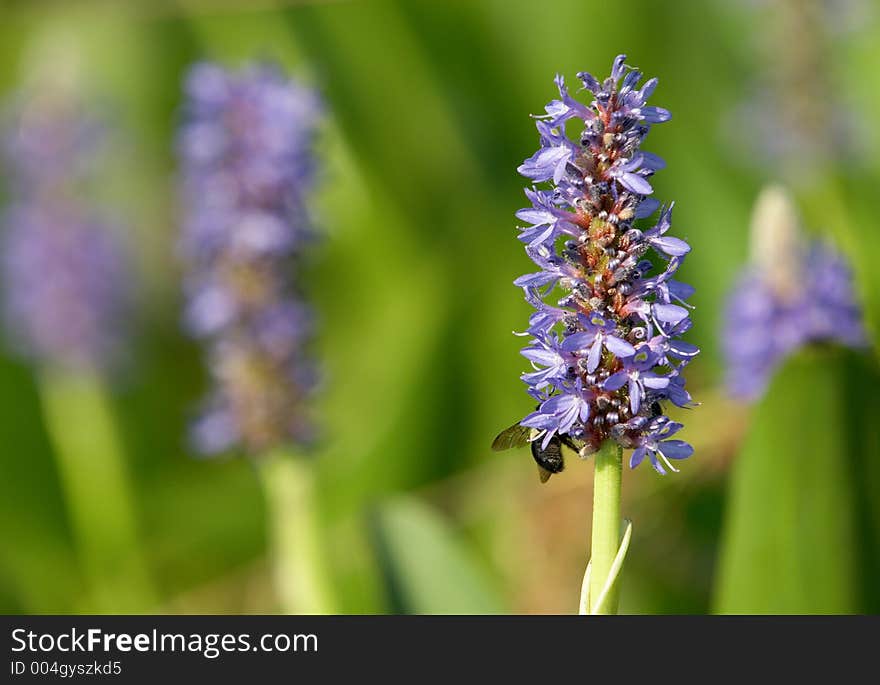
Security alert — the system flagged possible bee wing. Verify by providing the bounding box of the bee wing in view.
[491,423,533,451]
[537,465,553,483]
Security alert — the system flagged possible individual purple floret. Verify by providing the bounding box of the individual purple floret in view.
[723,242,865,400]
[514,55,698,474]
[178,62,322,456]
[1,94,129,371]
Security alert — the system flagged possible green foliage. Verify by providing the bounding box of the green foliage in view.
[370,497,506,614]
[714,349,880,613]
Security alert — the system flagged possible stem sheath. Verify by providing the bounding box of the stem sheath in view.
[258,451,335,614]
[589,440,623,614]
[39,368,155,612]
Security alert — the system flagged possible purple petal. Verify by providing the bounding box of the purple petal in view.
[527,224,557,248]
[603,370,628,391]
[544,100,568,121]
[621,69,642,92]
[638,77,658,100]
[611,54,627,82]
[577,71,600,92]
[604,334,636,359]
[656,420,684,439]
[628,377,641,415]
[521,412,556,430]
[639,151,666,171]
[653,303,688,324]
[521,348,562,366]
[514,271,558,288]
[521,369,555,388]
[651,236,691,256]
[517,225,555,246]
[641,106,671,123]
[643,374,670,389]
[517,146,570,182]
[617,154,643,172]
[561,330,596,351]
[552,158,571,185]
[578,398,591,422]
[516,207,556,225]
[658,440,693,460]
[619,172,654,195]
[553,74,594,121]
[667,383,694,408]
[668,280,695,301]
[544,393,585,434]
[629,446,647,469]
[586,339,602,373]
[635,198,661,219]
[668,340,699,357]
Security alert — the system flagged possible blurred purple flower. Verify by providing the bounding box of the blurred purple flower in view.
[513,55,698,474]
[1,94,130,372]
[723,242,865,400]
[178,62,322,456]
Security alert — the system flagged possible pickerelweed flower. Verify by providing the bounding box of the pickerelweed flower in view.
[179,62,322,457]
[1,92,130,372]
[514,54,697,475]
[723,186,865,400]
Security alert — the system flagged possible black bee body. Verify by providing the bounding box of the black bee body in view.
[530,436,564,482]
[492,421,584,483]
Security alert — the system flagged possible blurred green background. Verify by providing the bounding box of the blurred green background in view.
[1,0,879,614]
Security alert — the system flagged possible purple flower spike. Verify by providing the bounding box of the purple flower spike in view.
[1,92,130,372]
[178,62,323,456]
[512,55,697,473]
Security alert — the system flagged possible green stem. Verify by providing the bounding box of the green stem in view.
[257,451,336,614]
[589,440,623,614]
[38,368,155,612]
